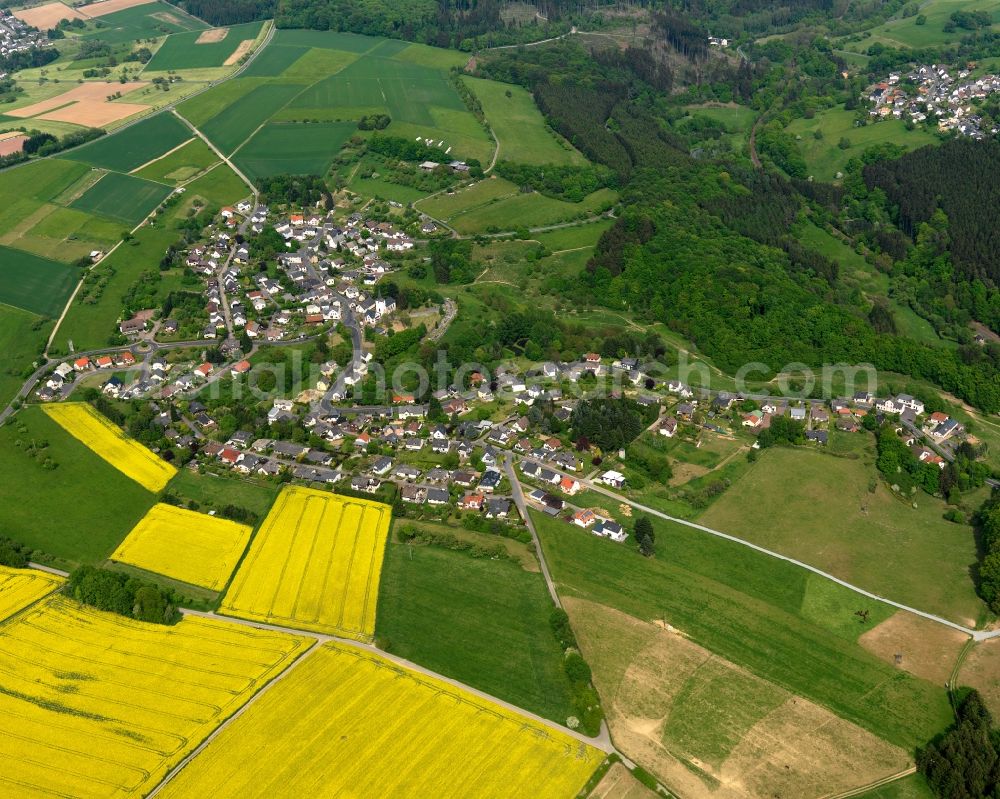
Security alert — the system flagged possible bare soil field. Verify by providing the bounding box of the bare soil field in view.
[12,1,85,28]
[859,611,968,686]
[957,638,1000,718]
[0,135,27,156]
[196,26,228,43]
[223,38,254,65]
[590,763,659,799]
[564,598,910,799]
[78,0,154,17]
[42,100,148,126]
[8,81,147,118]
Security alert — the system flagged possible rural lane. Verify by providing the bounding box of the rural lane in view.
[504,453,561,608]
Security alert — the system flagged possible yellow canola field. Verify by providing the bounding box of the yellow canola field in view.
[0,566,63,622]
[42,402,177,492]
[159,643,604,798]
[0,595,310,799]
[220,486,391,640]
[111,503,254,591]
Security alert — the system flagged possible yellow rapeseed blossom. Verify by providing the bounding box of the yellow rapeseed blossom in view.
[159,643,604,799]
[111,503,254,591]
[0,565,62,622]
[220,486,391,640]
[0,596,310,798]
[42,402,177,492]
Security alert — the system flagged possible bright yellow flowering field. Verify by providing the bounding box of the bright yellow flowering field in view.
[41,402,177,492]
[159,643,604,798]
[220,486,391,640]
[0,596,310,798]
[0,565,63,621]
[110,503,254,591]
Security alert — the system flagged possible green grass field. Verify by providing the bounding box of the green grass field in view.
[233,121,355,180]
[0,159,90,237]
[64,112,193,172]
[196,81,306,154]
[463,76,585,166]
[0,307,51,410]
[69,171,172,226]
[0,405,155,566]
[786,108,940,181]
[180,163,251,208]
[698,440,985,626]
[531,509,954,750]
[133,136,218,184]
[240,42,310,77]
[145,21,265,71]
[0,246,78,317]
[532,218,614,250]
[79,1,206,44]
[166,469,278,518]
[855,774,936,799]
[375,528,575,724]
[847,0,1000,50]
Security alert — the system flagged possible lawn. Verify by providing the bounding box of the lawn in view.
[0,406,155,566]
[0,306,51,409]
[698,441,985,626]
[79,1,206,44]
[196,81,306,154]
[0,245,78,317]
[145,21,265,71]
[133,136,218,184]
[531,509,954,750]
[786,107,940,181]
[375,528,575,724]
[463,75,585,165]
[232,120,355,180]
[63,112,192,172]
[69,171,173,226]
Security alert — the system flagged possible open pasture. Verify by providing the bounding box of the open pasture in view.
[0,595,309,798]
[42,402,177,492]
[145,21,265,71]
[220,486,391,640]
[69,171,172,226]
[0,245,78,317]
[233,121,355,180]
[0,566,63,622]
[158,643,603,799]
[78,1,206,44]
[0,158,90,236]
[0,311,52,412]
[65,112,191,172]
[111,503,254,591]
[567,598,910,799]
[132,136,217,183]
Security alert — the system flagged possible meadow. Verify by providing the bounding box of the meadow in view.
[0,158,90,240]
[463,75,585,165]
[0,309,51,411]
[158,643,603,798]
[4,205,125,264]
[376,529,575,724]
[233,120,355,181]
[0,406,154,564]
[145,21,266,71]
[166,468,279,518]
[845,0,1000,50]
[221,486,391,640]
[42,402,177,492]
[0,245,77,317]
[111,503,254,591]
[0,565,63,622]
[531,510,954,751]
[699,441,985,626]
[79,1,206,45]
[785,108,939,181]
[0,595,309,798]
[567,597,911,798]
[133,136,219,184]
[69,170,173,226]
[64,112,192,172]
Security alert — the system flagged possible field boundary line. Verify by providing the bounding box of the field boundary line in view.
[819,766,917,799]
[148,639,321,797]
[127,136,197,174]
[577,477,998,640]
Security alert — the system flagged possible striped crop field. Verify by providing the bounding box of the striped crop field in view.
[110,503,254,591]
[158,643,604,798]
[220,486,391,640]
[0,566,62,621]
[41,402,177,492]
[0,596,310,798]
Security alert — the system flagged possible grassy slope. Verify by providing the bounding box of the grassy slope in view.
[375,530,575,725]
[699,438,984,626]
[531,510,954,750]
[0,307,51,409]
[847,0,1000,50]
[0,406,155,565]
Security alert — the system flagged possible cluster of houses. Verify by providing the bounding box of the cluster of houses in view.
[0,10,50,65]
[867,64,1000,137]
